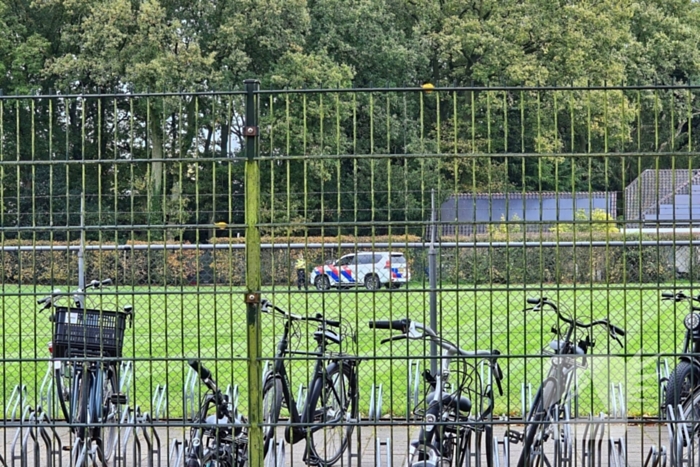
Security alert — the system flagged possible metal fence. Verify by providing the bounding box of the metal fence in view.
[2,81,700,466]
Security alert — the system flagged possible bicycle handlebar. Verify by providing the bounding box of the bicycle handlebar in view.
[662,291,700,303]
[369,319,409,332]
[189,359,214,385]
[260,298,341,327]
[37,278,114,311]
[525,297,626,346]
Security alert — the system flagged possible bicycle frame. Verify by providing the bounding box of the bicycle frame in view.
[265,315,353,445]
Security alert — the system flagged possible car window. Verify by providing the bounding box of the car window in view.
[389,254,406,264]
[357,254,375,265]
[337,255,354,266]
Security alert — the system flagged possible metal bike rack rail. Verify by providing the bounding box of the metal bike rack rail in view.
[264,440,286,467]
[407,360,421,419]
[369,384,383,421]
[151,385,167,421]
[183,367,198,422]
[168,439,184,467]
[375,437,392,467]
[645,445,668,467]
[5,385,28,421]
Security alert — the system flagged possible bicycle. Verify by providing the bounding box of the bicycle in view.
[185,360,248,467]
[259,298,359,467]
[661,291,700,412]
[368,318,504,467]
[507,297,625,467]
[37,278,133,467]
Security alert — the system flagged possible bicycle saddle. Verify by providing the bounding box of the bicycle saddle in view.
[425,390,472,414]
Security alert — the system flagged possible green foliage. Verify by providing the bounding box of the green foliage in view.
[549,208,619,234]
[3,0,700,240]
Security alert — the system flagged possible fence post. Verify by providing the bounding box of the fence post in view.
[244,78,263,467]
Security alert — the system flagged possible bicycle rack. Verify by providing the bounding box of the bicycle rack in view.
[407,360,421,418]
[520,383,532,419]
[111,405,162,467]
[184,367,198,421]
[375,437,392,467]
[610,383,626,420]
[5,385,28,421]
[38,363,55,420]
[369,384,383,421]
[225,384,240,417]
[119,361,134,402]
[552,401,574,466]
[168,439,184,467]
[658,359,671,393]
[262,360,270,381]
[31,407,63,467]
[295,383,307,412]
[151,384,167,421]
[494,419,510,467]
[609,437,628,467]
[264,440,286,467]
[666,404,694,467]
[608,383,628,467]
[8,404,34,467]
[645,446,668,467]
[580,413,607,467]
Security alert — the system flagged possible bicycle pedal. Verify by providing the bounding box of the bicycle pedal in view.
[62,445,72,451]
[110,393,128,404]
[506,429,523,444]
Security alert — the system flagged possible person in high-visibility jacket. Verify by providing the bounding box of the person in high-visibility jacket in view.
[295,254,308,290]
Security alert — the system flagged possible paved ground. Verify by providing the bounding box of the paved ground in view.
[0,419,679,466]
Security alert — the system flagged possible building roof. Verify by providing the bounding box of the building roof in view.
[625,169,700,222]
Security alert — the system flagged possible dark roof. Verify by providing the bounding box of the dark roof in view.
[625,169,700,221]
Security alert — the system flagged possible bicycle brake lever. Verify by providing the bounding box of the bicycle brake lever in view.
[380,335,408,345]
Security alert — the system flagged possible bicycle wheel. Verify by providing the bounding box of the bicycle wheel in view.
[100,365,119,461]
[53,365,73,422]
[262,377,283,456]
[307,362,358,466]
[71,369,89,440]
[71,372,90,467]
[516,379,557,467]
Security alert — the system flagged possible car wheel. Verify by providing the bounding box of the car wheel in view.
[390,283,402,289]
[364,274,380,291]
[315,275,331,291]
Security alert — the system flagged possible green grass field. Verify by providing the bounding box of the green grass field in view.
[0,282,690,419]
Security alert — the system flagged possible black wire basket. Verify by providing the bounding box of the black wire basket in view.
[52,307,128,359]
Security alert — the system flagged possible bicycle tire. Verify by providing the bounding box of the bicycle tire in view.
[665,361,700,413]
[72,374,89,467]
[54,366,72,423]
[306,362,358,466]
[72,369,89,441]
[262,377,283,456]
[516,380,557,467]
[100,365,119,461]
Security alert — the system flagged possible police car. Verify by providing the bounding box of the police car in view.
[310,252,409,291]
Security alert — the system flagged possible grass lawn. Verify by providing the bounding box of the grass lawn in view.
[0,282,690,419]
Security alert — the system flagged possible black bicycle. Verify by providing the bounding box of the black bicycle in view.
[369,318,503,467]
[662,291,700,412]
[38,279,133,467]
[185,360,248,467]
[508,297,625,467]
[260,298,359,466]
